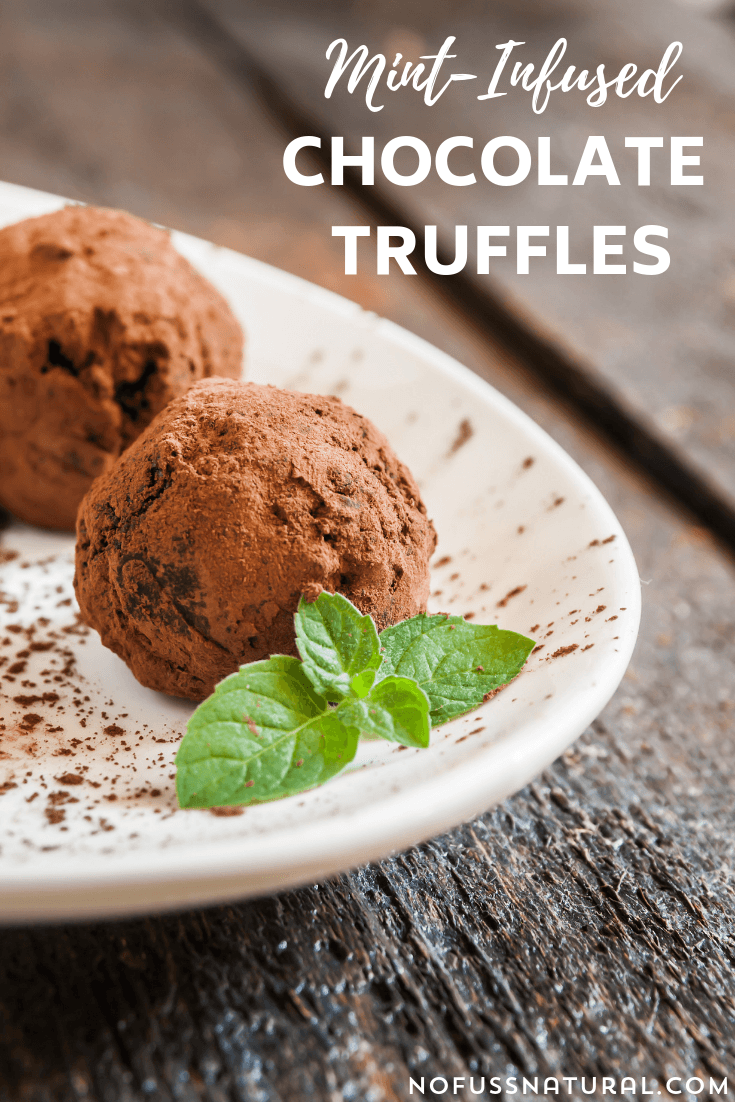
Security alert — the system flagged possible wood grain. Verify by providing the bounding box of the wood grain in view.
[206,0,735,528]
[0,1,735,1098]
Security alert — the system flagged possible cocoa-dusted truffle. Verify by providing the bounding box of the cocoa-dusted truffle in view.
[0,205,243,530]
[75,378,436,700]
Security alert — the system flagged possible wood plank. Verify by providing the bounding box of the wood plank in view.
[207,0,735,530]
[2,0,735,1097]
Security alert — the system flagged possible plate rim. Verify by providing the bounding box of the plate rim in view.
[0,187,641,917]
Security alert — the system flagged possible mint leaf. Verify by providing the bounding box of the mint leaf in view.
[176,655,359,808]
[174,599,530,811]
[339,675,430,748]
[378,614,535,726]
[294,591,382,701]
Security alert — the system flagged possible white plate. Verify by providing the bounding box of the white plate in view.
[0,182,640,923]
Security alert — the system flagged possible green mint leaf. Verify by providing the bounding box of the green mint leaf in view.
[349,667,379,699]
[176,655,359,808]
[338,675,430,748]
[377,614,535,726]
[294,591,382,701]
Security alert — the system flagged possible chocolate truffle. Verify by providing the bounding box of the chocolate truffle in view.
[75,378,437,700]
[0,205,243,530]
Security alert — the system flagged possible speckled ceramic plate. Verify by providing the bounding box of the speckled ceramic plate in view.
[0,182,640,923]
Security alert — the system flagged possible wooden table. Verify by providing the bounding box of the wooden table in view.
[1,1,735,1097]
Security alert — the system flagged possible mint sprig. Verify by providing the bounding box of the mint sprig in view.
[294,591,382,700]
[339,676,430,748]
[176,656,360,808]
[176,593,534,810]
[377,613,536,726]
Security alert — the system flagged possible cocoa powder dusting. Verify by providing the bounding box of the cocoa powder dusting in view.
[0,554,181,837]
[496,585,527,609]
[549,644,579,659]
[447,418,473,456]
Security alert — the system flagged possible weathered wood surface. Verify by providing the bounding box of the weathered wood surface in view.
[1,1,735,1099]
[207,0,735,533]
